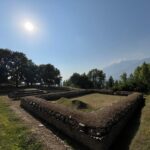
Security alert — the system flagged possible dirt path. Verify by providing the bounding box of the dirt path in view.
[6,96,72,150]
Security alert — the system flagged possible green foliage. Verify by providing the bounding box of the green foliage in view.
[38,64,61,86]
[0,48,61,87]
[64,69,105,89]
[106,76,114,89]
[23,60,38,86]
[113,62,150,92]
[87,68,105,88]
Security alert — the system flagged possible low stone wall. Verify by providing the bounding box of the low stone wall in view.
[38,89,131,101]
[8,89,47,99]
[38,89,93,100]
[21,93,144,150]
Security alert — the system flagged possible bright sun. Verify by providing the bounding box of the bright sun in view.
[24,22,34,32]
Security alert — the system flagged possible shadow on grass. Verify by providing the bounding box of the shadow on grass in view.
[111,101,145,150]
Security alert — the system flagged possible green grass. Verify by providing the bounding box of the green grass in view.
[72,93,125,109]
[53,93,125,111]
[129,95,150,150]
[0,96,42,150]
[112,95,150,150]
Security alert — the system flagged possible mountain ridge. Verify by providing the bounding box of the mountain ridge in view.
[103,57,150,79]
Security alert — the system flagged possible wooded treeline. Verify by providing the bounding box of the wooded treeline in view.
[0,49,61,87]
[64,63,150,92]
[1,48,150,92]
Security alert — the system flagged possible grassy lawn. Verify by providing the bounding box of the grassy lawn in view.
[0,96,42,150]
[54,93,125,111]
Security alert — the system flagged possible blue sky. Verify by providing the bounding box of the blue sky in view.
[0,0,150,79]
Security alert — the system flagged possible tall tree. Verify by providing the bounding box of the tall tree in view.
[70,73,81,87]
[133,62,150,91]
[0,49,62,87]
[0,49,12,83]
[38,64,61,86]
[107,76,114,88]
[23,60,38,86]
[9,52,28,87]
[88,69,105,88]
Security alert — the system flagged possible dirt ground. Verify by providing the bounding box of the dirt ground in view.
[5,96,72,150]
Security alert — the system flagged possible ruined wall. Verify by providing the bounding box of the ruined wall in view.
[38,89,131,101]
[38,89,93,100]
[21,93,143,150]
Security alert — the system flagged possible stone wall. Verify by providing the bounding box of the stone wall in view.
[38,89,93,100]
[20,93,143,150]
[38,89,131,101]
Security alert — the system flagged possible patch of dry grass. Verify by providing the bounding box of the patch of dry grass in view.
[71,93,125,109]
[53,93,125,111]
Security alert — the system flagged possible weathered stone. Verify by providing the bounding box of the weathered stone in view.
[20,92,144,150]
[79,123,85,127]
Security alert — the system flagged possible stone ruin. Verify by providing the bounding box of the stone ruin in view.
[20,91,144,150]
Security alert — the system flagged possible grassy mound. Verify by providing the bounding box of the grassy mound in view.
[55,97,90,111]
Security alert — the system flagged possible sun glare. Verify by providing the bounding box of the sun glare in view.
[24,22,34,32]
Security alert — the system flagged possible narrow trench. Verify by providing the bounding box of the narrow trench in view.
[110,102,144,150]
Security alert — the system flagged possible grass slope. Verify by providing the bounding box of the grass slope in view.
[112,95,150,150]
[0,96,42,150]
[129,95,150,150]
[53,93,125,111]
[71,93,125,109]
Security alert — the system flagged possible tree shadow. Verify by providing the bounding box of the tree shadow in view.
[111,101,145,150]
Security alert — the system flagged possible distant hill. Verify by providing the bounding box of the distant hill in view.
[103,58,150,79]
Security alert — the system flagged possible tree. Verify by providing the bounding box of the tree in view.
[38,64,61,86]
[70,73,81,87]
[118,72,128,90]
[77,73,93,89]
[106,76,114,89]
[133,62,150,91]
[23,60,38,86]
[0,49,28,87]
[53,68,62,86]
[120,72,127,83]
[88,69,105,88]
[63,80,71,87]
[126,73,136,91]
[0,49,62,87]
[113,80,119,90]
[65,73,92,89]
[9,52,28,87]
[115,62,150,92]
[0,49,12,83]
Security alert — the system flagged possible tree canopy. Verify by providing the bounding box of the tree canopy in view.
[0,48,61,87]
[113,62,150,92]
[64,69,105,89]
